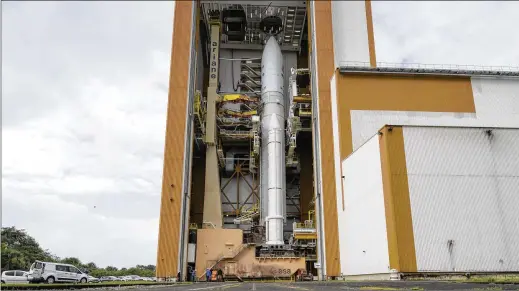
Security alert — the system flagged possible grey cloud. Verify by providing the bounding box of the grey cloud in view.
[2,1,173,128]
[2,1,173,268]
[2,192,159,268]
[372,1,519,66]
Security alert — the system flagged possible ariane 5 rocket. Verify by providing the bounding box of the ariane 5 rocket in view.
[260,36,286,245]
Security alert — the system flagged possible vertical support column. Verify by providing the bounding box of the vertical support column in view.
[205,23,220,145]
[203,22,223,228]
[378,126,417,272]
[365,0,377,68]
[312,0,341,278]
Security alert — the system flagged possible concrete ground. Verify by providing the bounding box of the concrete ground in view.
[141,281,519,291]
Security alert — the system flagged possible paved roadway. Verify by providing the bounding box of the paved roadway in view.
[138,281,519,291]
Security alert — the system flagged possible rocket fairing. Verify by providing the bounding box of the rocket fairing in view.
[260,36,286,245]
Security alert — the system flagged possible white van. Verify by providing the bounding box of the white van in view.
[27,261,89,284]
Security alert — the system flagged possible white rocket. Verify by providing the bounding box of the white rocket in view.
[260,36,286,245]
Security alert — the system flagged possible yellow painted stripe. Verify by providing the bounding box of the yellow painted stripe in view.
[336,74,476,160]
[378,126,417,272]
[364,0,377,68]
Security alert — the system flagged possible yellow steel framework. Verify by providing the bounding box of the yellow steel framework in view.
[293,210,317,240]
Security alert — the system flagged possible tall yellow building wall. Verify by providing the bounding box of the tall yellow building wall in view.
[156,1,194,278]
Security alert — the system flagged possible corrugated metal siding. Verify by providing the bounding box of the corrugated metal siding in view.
[340,135,389,275]
[156,1,194,278]
[403,126,519,272]
[350,111,478,152]
[314,0,341,276]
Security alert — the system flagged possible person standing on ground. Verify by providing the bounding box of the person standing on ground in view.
[205,268,211,282]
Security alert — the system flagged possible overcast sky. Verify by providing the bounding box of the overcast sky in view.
[2,1,519,269]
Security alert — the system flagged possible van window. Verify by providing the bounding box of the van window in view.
[15,271,26,276]
[35,262,44,269]
[68,266,80,273]
[4,271,15,276]
[56,265,68,272]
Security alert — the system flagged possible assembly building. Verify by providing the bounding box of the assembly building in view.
[155,0,519,281]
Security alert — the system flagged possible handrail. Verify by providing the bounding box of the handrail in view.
[198,244,250,280]
[340,61,519,73]
[202,221,216,229]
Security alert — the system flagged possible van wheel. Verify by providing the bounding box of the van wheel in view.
[80,278,87,283]
[46,277,55,284]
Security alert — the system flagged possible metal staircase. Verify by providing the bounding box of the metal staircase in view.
[199,243,252,281]
[238,60,261,94]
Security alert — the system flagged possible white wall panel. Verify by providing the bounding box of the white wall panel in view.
[350,111,478,151]
[331,1,371,69]
[348,77,519,152]
[330,73,344,242]
[403,126,519,272]
[472,77,519,122]
[187,243,196,263]
[339,135,389,275]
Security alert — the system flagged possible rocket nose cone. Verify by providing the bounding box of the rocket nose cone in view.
[266,36,277,46]
[265,36,280,51]
[263,36,282,60]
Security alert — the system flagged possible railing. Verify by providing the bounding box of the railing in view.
[339,61,519,73]
[198,244,250,280]
[202,222,216,229]
[293,220,316,229]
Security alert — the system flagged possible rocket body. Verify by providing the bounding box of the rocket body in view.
[261,36,286,245]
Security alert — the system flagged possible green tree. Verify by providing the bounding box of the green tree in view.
[85,262,98,270]
[1,227,57,271]
[1,226,156,278]
[106,266,118,272]
[61,257,82,266]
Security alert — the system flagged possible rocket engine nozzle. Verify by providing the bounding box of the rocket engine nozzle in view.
[260,16,283,36]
